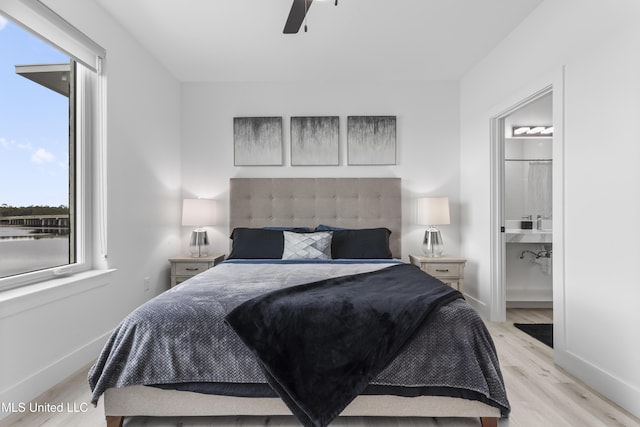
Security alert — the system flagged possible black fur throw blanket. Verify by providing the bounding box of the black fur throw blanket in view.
[225,263,463,427]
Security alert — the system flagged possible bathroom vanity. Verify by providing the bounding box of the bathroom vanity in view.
[505,219,552,244]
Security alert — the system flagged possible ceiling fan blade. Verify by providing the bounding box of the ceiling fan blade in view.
[283,0,313,34]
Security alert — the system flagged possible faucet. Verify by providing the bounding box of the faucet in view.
[520,249,552,259]
[537,215,543,230]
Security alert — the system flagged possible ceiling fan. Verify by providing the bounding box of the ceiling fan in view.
[283,0,338,34]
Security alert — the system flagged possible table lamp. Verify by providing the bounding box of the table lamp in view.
[182,198,216,258]
[416,197,450,257]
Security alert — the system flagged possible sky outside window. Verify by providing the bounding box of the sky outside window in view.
[0,15,70,208]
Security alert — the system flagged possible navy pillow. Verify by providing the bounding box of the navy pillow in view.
[314,224,345,231]
[330,228,393,259]
[228,228,285,259]
[264,226,311,232]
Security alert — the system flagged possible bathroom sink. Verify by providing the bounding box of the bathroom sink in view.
[504,220,552,243]
[505,228,552,243]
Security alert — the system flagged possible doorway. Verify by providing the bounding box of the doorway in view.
[489,77,564,339]
[502,93,553,308]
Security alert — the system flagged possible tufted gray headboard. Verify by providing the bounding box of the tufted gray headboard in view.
[229,178,402,258]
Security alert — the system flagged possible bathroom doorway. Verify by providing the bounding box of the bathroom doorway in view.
[489,77,565,326]
[489,70,565,356]
[502,93,553,309]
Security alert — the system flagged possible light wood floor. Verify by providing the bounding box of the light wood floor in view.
[2,309,638,427]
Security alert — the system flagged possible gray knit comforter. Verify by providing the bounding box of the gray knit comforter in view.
[89,260,509,416]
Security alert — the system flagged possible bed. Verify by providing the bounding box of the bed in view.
[90,178,509,427]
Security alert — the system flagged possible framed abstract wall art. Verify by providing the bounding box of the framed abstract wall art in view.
[347,116,396,165]
[290,116,340,166]
[233,117,283,166]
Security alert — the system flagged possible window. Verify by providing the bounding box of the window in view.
[0,1,105,291]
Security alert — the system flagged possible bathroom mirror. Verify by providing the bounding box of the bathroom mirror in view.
[504,137,552,224]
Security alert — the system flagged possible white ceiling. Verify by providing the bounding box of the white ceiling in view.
[94,0,542,83]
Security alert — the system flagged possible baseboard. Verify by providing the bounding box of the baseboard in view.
[0,330,111,422]
[555,349,640,419]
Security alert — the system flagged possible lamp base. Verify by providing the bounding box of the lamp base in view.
[188,229,210,258]
[422,227,444,257]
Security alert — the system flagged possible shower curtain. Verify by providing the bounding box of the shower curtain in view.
[527,161,552,219]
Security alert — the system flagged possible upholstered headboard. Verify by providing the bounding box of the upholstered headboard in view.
[229,178,402,258]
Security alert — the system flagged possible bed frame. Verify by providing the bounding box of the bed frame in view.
[103,178,500,427]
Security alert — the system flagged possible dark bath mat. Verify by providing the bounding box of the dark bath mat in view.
[514,323,553,348]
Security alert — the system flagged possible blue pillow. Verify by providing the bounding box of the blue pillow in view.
[330,228,392,259]
[264,226,311,232]
[314,224,345,231]
[228,228,284,259]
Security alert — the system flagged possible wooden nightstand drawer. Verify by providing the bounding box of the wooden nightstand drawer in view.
[175,262,209,276]
[423,263,461,278]
[169,254,225,288]
[409,254,466,293]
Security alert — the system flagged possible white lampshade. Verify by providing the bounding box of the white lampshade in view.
[182,199,216,226]
[416,197,450,226]
[182,199,216,258]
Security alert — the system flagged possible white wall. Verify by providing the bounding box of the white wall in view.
[181,81,461,262]
[0,0,181,419]
[460,0,640,417]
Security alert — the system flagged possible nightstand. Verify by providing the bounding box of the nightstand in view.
[169,254,225,287]
[409,254,466,293]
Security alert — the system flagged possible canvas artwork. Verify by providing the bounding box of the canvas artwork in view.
[290,116,340,166]
[347,116,397,165]
[234,117,283,166]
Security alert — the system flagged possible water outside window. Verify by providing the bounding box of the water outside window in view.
[0,16,74,279]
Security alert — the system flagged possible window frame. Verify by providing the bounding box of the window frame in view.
[0,1,106,292]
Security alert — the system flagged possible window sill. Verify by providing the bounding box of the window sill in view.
[0,269,116,319]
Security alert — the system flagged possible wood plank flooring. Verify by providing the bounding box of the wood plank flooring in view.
[1,309,638,427]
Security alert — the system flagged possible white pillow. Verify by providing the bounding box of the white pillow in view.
[282,231,332,260]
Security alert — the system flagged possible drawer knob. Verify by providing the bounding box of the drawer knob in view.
[435,268,450,272]
[185,268,200,271]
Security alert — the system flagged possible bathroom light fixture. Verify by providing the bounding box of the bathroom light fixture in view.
[513,126,553,136]
[527,126,546,134]
[182,198,216,258]
[416,197,450,257]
